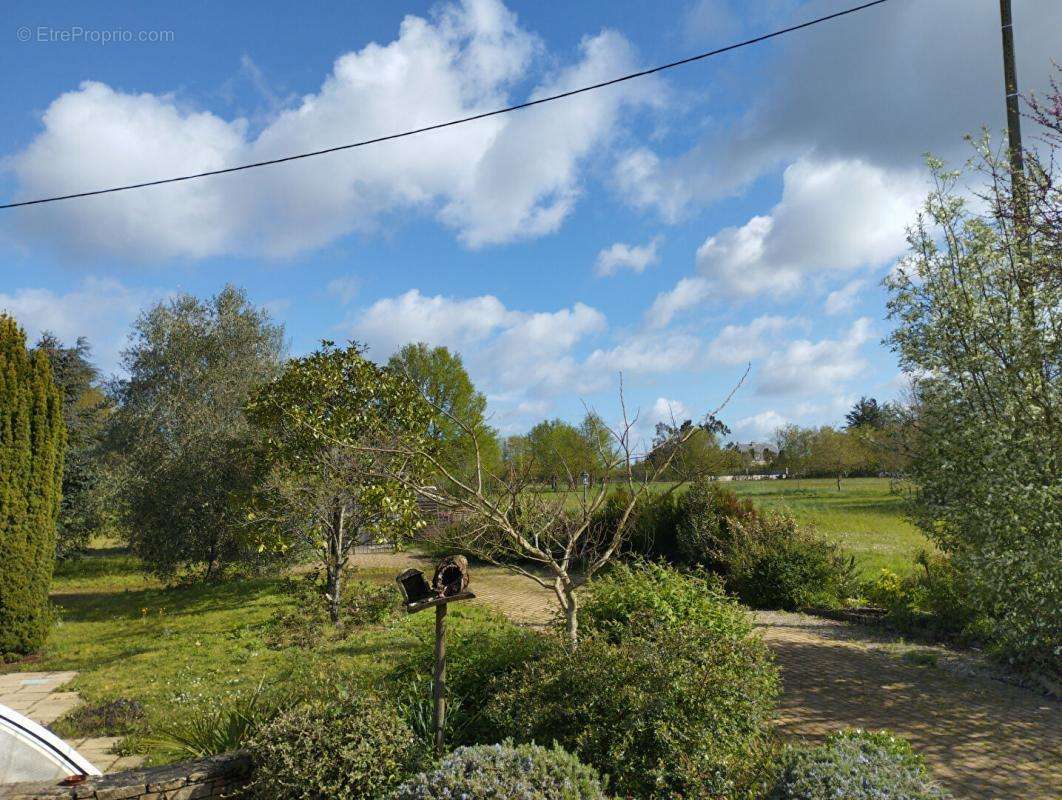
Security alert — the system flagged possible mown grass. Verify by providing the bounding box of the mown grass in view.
[723,477,930,577]
[3,549,497,762]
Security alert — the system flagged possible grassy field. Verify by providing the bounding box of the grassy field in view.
[3,550,496,762]
[724,477,930,577]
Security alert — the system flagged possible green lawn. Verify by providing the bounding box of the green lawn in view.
[724,477,930,576]
[2,550,493,762]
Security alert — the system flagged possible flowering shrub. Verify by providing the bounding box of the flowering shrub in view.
[245,694,419,799]
[770,729,952,799]
[394,741,608,800]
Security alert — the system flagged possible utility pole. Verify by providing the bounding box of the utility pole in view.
[998,0,1029,236]
[998,0,1025,176]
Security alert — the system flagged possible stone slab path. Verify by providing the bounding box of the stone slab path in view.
[0,672,144,774]
[354,551,1061,800]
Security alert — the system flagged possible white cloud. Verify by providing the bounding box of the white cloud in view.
[584,331,701,376]
[346,289,606,396]
[695,159,925,300]
[645,276,711,328]
[327,276,361,305]
[824,279,866,315]
[614,1,1061,220]
[705,315,805,366]
[732,409,787,441]
[595,235,661,276]
[6,0,657,260]
[0,277,162,373]
[757,317,874,397]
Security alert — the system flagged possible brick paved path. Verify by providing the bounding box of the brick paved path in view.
[355,552,1061,800]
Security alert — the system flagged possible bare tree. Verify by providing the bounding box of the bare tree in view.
[356,370,748,646]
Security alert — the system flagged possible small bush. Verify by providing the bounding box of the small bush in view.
[864,553,979,642]
[245,693,420,800]
[599,488,683,561]
[770,729,952,799]
[675,481,758,569]
[395,741,608,800]
[578,559,732,642]
[483,616,778,798]
[344,577,401,625]
[55,698,145,738]
[728,511,857,610]
[265,570,399,648]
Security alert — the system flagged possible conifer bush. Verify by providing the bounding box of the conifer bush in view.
[0,315,65,656]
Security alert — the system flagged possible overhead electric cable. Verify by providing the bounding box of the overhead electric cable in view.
[1,0,892,210]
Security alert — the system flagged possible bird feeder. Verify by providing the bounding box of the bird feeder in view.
[395,557,475,756]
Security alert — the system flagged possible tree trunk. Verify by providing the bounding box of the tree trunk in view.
[836,473,842,491]
[555,577,578,648]
[325,504,347,626]
[326,562,342,626]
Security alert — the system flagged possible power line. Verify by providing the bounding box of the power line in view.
[1,0,892,211]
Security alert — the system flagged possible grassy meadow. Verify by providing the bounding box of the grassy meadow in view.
[723,477,930,577]
[4,550,501,762]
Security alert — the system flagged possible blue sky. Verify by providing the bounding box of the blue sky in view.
[2,0,1058,444]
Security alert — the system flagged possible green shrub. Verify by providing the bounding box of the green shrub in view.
[0,315,65,656]
[245,694,420,800]
[770,729,952,799]
[265,570,399,648]
[55,698,145,738]
[675,481,758,569]
[865,553,979,642]
[728,511,857,610]
[483,617,778,799]
[151,683,281,760]
[395,741,608,800]
[344,576,401,625]
[579,559,732,642]
[864,568,909,612]
[598,488,683,561]
[390,612,550,746]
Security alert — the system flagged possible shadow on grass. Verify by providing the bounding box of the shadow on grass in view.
[52,577,286,624]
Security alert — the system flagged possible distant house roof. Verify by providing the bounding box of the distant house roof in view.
[732,441,774,455]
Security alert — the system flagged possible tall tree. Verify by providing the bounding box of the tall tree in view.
[845,397,886,430]
[387,343,501,481]
[33,334,112,556]
[0,315,65,654]
[885,76,1061,673]
[524,416,611,488]
[108,286,284,578]
[247,342,427,624]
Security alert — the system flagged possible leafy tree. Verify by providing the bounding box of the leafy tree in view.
[246,342,427,624]
[845,396,888,429]
[523,414,613,488]
[387,343,501,482]
[885,78,1061,673]
[0,315,65,655]
[806,426,867,490]
[646,416,731,479]
[108,286,284,578]
[33,334,113,556]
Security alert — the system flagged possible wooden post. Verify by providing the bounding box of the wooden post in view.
[433,602,447,757]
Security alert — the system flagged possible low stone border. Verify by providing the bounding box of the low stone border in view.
[0,752,250,800]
